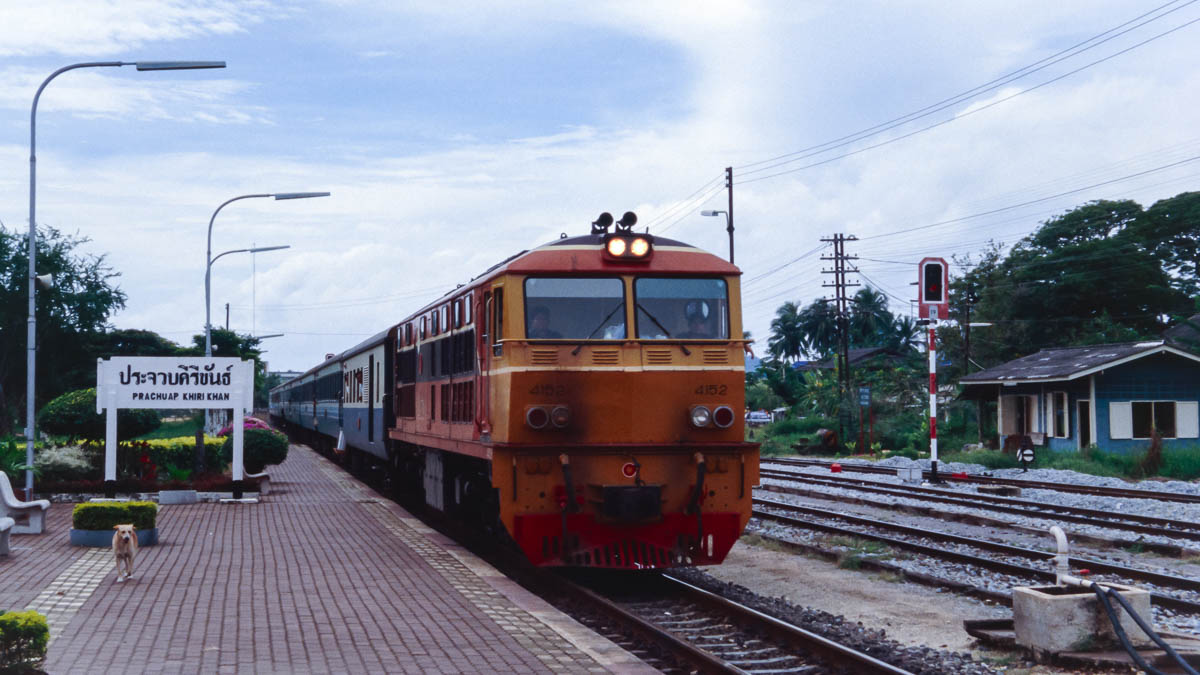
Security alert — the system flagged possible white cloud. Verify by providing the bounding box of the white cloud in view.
[0,1,273,57]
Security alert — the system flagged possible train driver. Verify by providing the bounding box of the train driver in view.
[677,301,713,339]
[527,305,563,339]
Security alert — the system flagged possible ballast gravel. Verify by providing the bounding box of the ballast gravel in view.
[671,567,1000,675]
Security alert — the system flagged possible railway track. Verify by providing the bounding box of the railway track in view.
[759,468,1200,547]
[767,457,1200,504]
[752,497,1200,615]
[556,572,914,674]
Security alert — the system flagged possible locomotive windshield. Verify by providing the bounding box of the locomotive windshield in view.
[635,277,729,340]
[524,277,626,340]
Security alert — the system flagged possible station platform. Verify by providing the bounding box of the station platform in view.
[0,445,654,674]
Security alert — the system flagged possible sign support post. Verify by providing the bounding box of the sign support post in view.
[928,310,939,483]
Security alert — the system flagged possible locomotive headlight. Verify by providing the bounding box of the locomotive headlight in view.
[550,405,570,428]
[690,405,712,428]
[629,237,650,257]
[606,237,627,257]
[712,405,735,429]
[526,406,549,429]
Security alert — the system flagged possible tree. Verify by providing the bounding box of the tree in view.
[848,287,893,348]
[183,328,268,408]
[796,300,839,358]
[953,201,1191,366]
[767,302,805,363]
[1134,191,1200,295]
[0,225,127,434]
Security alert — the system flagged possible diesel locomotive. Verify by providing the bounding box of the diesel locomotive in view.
[270,212,759,568]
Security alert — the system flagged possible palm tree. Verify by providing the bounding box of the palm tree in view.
[767,302,804,363]
[797,300,839,359]
[849,287,891,347]
[888,315,922,352]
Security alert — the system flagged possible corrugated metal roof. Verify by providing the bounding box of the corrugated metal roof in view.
[960,341,1165,383]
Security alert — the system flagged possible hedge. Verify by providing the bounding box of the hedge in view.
[38,388,160,442]
[134,437,227,473]
[0,610,48,670]
[71,501,158,531]
[221,429,288,473]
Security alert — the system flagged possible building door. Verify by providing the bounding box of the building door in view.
[1077,400,1091,448]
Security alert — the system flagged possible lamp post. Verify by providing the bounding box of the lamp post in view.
[25,60,225,499]
[205,193,328,357]
[206,245,290,353]
[700,209,734,264]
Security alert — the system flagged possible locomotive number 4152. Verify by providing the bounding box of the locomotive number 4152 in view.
[695,384,728,396]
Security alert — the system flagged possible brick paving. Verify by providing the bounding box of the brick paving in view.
[0,446,651,674]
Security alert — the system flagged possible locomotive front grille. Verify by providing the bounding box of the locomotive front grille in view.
[645,348,673,365]
[591,349,620,365]
[530,348,559,365]
[702,349,728,364]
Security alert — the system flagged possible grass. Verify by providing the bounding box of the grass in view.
[940,444,1200,481]
[134,417,203,440]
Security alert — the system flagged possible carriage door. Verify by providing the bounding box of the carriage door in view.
[368,354,376,442]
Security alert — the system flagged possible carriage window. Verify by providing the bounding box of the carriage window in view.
[634,277,729,340]
[524,277,625,340]
[492,287,504,356]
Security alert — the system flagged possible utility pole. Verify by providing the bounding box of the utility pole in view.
[725,167,735,264]
[821,234,859,443]
[225,302,230,330]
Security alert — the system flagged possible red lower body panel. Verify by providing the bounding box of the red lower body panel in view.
[512,512,742,568]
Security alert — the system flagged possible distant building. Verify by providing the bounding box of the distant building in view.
[959,341,1200,453]
[270,370,303,384]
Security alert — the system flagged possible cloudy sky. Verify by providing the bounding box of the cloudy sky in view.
[2,1,1199,371]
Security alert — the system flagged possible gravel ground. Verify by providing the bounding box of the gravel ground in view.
[759,472,1200,551]
[672,565,1002,674]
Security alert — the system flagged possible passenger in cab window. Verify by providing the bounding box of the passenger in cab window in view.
[677,301,713,339]
[527,306,563,339]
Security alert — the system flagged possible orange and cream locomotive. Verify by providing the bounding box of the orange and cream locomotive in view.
[271,212,759,567]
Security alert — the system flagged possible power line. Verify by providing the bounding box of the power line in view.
[736,14,1200,187]
[735,1,1196,176]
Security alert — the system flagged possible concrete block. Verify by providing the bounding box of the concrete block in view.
[158,490,198,505]
[896,466,921,483]
[1013,583,1153,655]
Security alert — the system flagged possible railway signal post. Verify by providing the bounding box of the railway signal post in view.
[918,258,948,483]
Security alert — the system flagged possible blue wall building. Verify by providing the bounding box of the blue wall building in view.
[960,341,1200,453]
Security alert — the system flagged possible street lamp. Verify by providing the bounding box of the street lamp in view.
[700,209,734,264]
[25,59,225,498]
[206,245,291,356]
[204,193,328,357]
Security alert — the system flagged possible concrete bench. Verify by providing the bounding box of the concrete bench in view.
[1,471,51,534]
[245,469,270,496]
[0,517,13,555]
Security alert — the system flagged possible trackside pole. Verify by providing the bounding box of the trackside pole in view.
[928,316,939,483]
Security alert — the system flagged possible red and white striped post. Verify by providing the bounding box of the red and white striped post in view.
[928,314,939,483]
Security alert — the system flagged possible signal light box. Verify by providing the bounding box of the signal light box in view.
[918,257,949,320]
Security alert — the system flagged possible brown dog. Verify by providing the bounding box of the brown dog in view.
[112,524,138,582]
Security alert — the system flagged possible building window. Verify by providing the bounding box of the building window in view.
[1132,401,1176,438]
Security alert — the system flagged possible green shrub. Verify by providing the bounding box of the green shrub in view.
[771,416,836,436]
[1,438,32,484]
[38,388,161,442]
[138,437,226,474]
[0,610,49,671]
[221,429,288,473]
[33,446,96,483]
[71,501,157,530]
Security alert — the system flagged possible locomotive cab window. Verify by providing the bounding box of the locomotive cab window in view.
[634,277,729,340]
[524,277,626,340]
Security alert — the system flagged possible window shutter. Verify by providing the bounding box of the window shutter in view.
[1178,401,1199,439]
[1109,402,1132,440]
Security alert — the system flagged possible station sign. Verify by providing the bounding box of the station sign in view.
[97,356,253,411]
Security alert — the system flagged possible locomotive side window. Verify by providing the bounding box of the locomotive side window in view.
[464,293,472,325]
[523,277,625,340]
[420,316,427,339]
[634,277,729,340]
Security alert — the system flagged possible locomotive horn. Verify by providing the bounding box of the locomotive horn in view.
[591,212,614,234]
[615,211,638,233]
